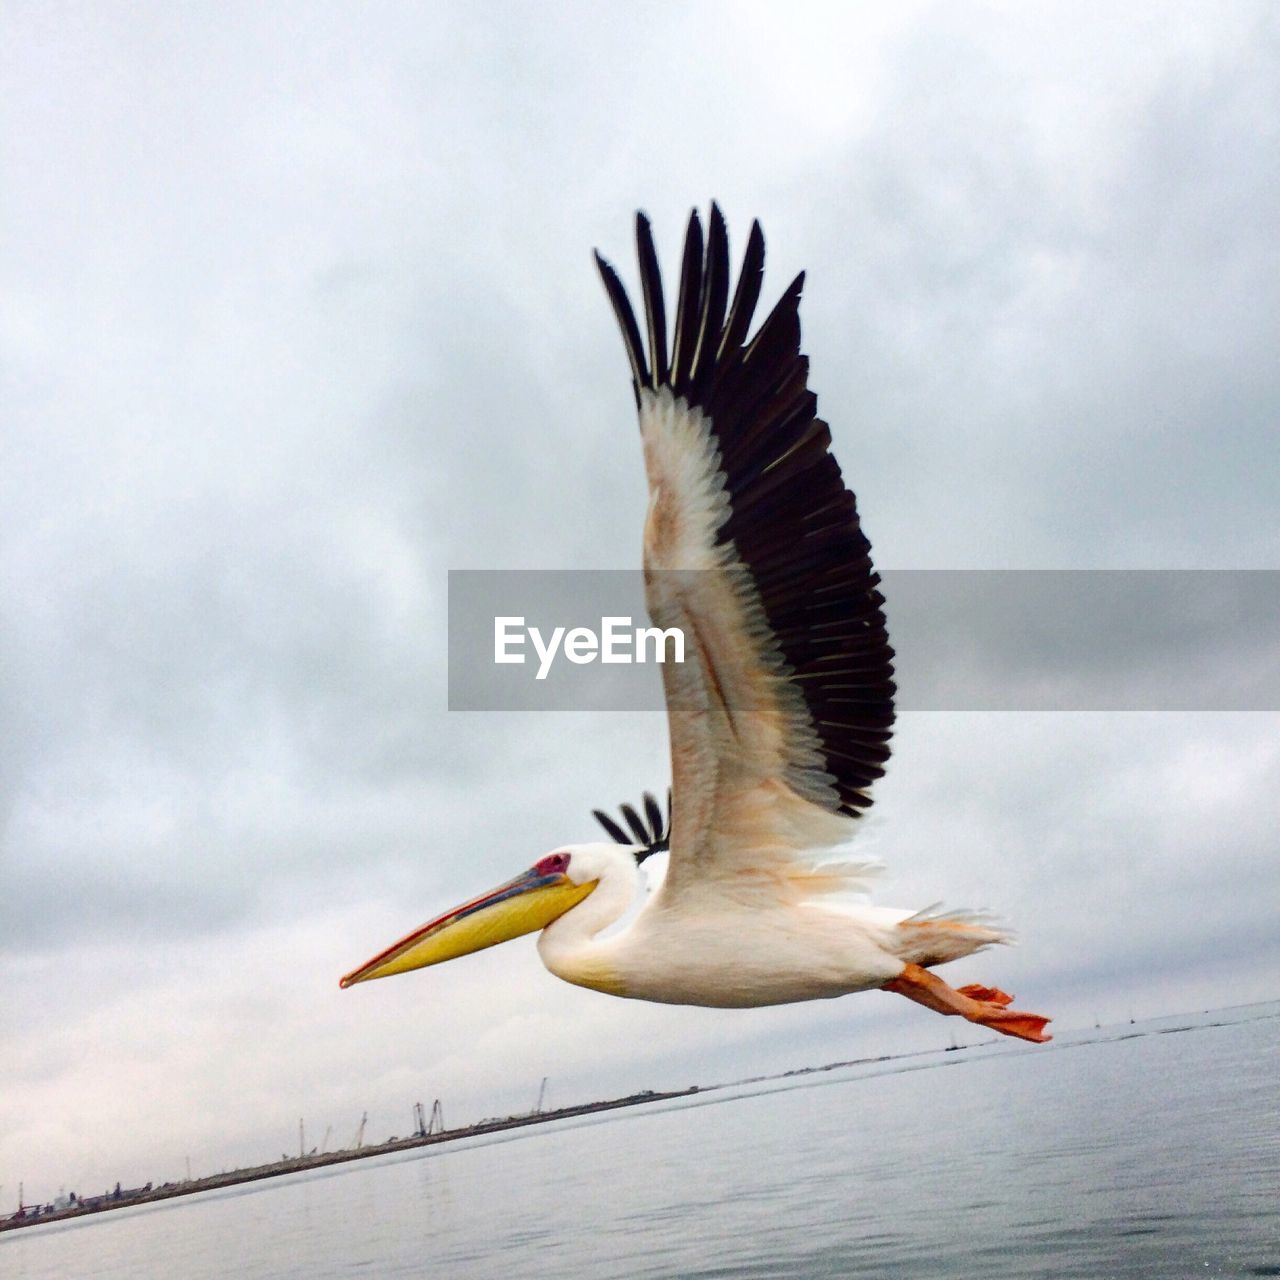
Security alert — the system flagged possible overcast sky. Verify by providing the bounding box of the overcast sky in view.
[3,1,1278,1205]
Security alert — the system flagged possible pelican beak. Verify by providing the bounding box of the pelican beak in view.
[340,865,596,988]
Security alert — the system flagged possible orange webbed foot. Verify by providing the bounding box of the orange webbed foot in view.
[957,984,1014,1007]
[883,963,1052,1045]
[973,1005,1052,1043]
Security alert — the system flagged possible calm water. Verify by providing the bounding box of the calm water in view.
[6,1006,1278,1279]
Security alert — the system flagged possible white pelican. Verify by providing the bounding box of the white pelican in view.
[341,206,1051,1044]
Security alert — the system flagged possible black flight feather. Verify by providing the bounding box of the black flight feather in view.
[668,209,704,395]
[593,250,648,406]
[591,808,631,846]
[635,213,668,390]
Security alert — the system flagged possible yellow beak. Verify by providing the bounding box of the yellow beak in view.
[340,866,596,988]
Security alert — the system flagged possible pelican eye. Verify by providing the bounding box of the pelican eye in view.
[535,853,570,876]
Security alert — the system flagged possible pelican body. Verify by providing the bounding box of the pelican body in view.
[342,208,1051,1044]
[536,846,968,1009]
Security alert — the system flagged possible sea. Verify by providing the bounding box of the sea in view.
[4,1004,1278,1280]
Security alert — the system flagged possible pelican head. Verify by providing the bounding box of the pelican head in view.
[339,843,636,989]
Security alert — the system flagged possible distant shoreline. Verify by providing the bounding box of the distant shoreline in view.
[5,999,1276,1236]
[0,1087,698,1234]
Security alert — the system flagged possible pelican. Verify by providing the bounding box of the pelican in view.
[341,206,1051,1044]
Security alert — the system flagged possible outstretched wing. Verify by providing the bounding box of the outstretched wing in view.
[594,206,895,903]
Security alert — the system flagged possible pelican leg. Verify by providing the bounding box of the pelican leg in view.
[883,963,1051,1043]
